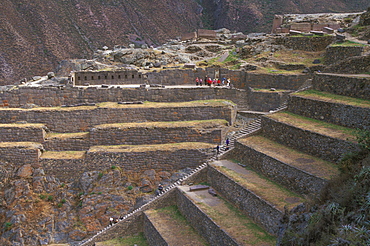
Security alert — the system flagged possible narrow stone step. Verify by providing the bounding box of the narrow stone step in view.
[262,111,360,163]
[177,186,276,245]
[44,132,90,151]
[288,89,370,130]
[208,160,305,235]
[144,206,207,246]
[233,135,340,195]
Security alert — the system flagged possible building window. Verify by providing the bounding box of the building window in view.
[118,75,121,79]
[125,74,128,79]
[84,76,87,80]
[78,76,81,80]
[112,75,114,79]
[132,75,135,79]
[98,76,101,80]
[139,74,141,79]
[91,76,94,80]
[105,76,107,79]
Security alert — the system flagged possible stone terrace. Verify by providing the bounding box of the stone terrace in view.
[80,72,369,245]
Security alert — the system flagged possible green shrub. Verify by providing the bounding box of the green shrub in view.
[47,195,53,201]
[127,185,133,190]
[3,222,12,231]
[39,194,46,200]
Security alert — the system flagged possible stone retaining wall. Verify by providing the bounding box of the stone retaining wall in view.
[90,126,224,146]
[0,104,235,133]
[175,188,239,245]
[248,90,290,112]
[40,158,85,183]
[0,73,308,110]
[143,212,167,246]
[324,46,364,65]
[43,136,91,151]
[288,95,370,130]
[0,124,46,142]
[243,73,309,90]
[274,36,336,51]
[41,145,214,182]
[312,73,370,100]
[261,116,361,163]
[231,141,327,195]
[0,143,42,167]
[207,165,282,235]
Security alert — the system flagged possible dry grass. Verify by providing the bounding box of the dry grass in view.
[96,119,228,129]
[266,112,357,142]
[193,193,276,245]
[89,142,215,153]
[146,206,208,245]
[46,132,89,139]
[0,142,42,148]
[40,151,86,159]
[294,90,370,108]
[0,123,45,128]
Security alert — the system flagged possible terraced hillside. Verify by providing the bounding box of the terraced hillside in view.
[80,72,369,246]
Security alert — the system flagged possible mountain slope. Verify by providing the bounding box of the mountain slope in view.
[0,0,368,85]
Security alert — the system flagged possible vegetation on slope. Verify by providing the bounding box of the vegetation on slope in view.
[280,131,370,245]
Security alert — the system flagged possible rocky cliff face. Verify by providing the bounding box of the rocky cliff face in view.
[0,0,368,84]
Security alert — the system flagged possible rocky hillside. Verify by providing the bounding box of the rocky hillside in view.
[0,0,368,85]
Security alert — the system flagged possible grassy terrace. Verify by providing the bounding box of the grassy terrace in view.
[213,163,304,211]
[46,132,89,139]
[0,142,42,148]
[40,151,86,159]
[96,232,148,246]
[185,187,277,245]
[266,111,358,142]
[146,205,208,245]
[293,90,370,108]
[89,142,215,152]
[238,135,339,180]
[0,123,45,128]
[0,100,235,111]
[95,119,228,129]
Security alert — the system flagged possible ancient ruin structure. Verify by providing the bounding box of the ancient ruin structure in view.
[0,14,369,245]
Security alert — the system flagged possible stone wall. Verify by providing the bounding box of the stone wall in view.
[231,141,327,195]
[261,116,361,163]
[274,36,336,51]
[41,144,214,182]
[0,124,46,142]
[0,104,235,133]
[40,158,85,183]
[143,212,167,246]
[175,188,239,245]
[0,143,42,167]
[0,71,308,110]
[288,95,370,130]
[43,135,91,151]
[239,73,309,90]
[73,70,144,86]
[89,125,224,146]
[248,90,290,112]
[323,55,370,74]
[207,165,282,235]
[324,46,364,65]
[312,73,370,100]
